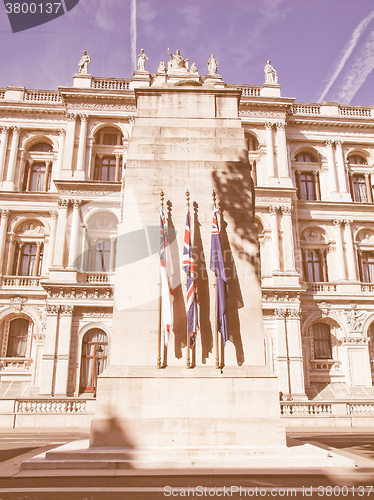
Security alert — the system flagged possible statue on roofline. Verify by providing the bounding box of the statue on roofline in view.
[264,60,278,84]
[167,48,189,71]
[207,54,218,75]
[137,49,149,71]
[78,50,91,74]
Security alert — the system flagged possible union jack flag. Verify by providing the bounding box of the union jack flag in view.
[210,209,229,346]
[160,208,173,345]
[182,209,198,346]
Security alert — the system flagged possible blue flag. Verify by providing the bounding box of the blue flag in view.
[210,209,229,346]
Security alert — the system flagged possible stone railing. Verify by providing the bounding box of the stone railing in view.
[25,90,62,103]
[15,399,88,414]
[0,358,32,370]
[339,106,372,117]
[291,104,321,115]
[361,284,374,293]
[306,282,337,292]
[92,78,130,90]
[82,272,113,284]
[347,403,374,416]
[281,402,332,416]
[2,276,41,287]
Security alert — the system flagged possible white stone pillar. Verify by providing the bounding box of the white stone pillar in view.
[0,126,9,182]
[335,140,350,198]
[53,199,69,267]
[333,219,346,280]
[275,309,291,395]
[280,206,296,273]
[269,206,281,272]
[54,129,66,180]
[343,219,358,281]
[109,236,117,273]
[68,199,81,268]
[54,305,73,396]
[325,140,339,198]
[39,305,59,396]
[4,126,20,190]
[286,310,306,398]
[87,136,94,180]
[0,209,9,275]
[275,122,290,184]
[6,234,15,275]
[265,122,276,182]
[46,211,58,272]
[76,114,88,175]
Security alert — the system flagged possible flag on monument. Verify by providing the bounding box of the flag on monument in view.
[182,209,198,346]
[210,209,229,346]
[159,208,174,345]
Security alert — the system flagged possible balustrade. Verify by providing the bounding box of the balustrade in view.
[92,78,130,90]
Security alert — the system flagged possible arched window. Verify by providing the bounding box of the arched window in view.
[23,141,54,192]
[92,127,123,181]
[84,212,117,273]
[347,154,372,203]
[246,133,259,152]
[295,151,318,163]
[79,329,108,394]
[348,154,367,166]
[6,318,30,357]
[312,322,332,359]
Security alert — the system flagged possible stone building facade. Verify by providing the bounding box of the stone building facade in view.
[0,57,374,423]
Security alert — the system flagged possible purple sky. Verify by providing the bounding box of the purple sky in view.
[0,0,374,106]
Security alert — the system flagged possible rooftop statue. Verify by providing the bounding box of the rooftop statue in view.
[167,48,189,71]
[137,49,149,71]
[207,54,218,75]
[78,50,91,74]
[190,62,198,74]
[157,61,166,73]
[264,60,278,84]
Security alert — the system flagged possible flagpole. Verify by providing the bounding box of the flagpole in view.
[186,189,191,369]
[157,190,164,369]
[213,190,220,370]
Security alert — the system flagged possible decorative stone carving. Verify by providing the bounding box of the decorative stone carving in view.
[60,305,74,315]
[78,50,91,74]
[207,54,218,75]
[46,304,60,315]
[340,336,369,346]
[264,60,278,84]
[58,199,70,208]
[345,304,367,333]
[9,297,27,312]
[317,302,331,318]
[167,48,189,71]
[137,49,149,71]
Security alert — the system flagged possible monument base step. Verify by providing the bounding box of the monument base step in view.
[21,439,355,471]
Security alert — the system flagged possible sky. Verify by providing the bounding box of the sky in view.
[0,0,374,106]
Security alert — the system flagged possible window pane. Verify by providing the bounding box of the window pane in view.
[362,252,374,283]
[29,142,52,152]
[300,172,316,200]
[30,163,46,192]
[296,152,317,162]
[306,250,321,281]
[95,239,111,271]
[312,323,332,359]
[21,244,37,276]
[6,318,29,357]
[353,175,367,202]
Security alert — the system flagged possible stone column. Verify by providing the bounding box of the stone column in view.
[265,122,276,181]
[64,114,76,177]
[335,140,349,197]
[6,234,15,275]
[68,200,81,268]
[0,210,9,275]
[109,236,117,273]
[115,154,121,182]
[343,219,358,281]
[280,206,296,272]
[46,211,57,273]
[275,309,291,395]
[365,173,373,203]
[275,122,290,183]
[325,140,339,198]
[15,242,24,275]
[269,206,280,272]
[87,137,94,180]
[54,305,74,396]
[53,199,69,267]
[332,219,346,280]
[54,129,66,180]
[0,126,9,182]
[286,310,306,398]
[40,304,60,395]
[76,114,88,175]
[4,126,20,190]
[33,242,42,276]
[313,171,321,201]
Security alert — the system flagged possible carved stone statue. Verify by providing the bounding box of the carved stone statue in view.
[137,49,149,71]
[264,60,278,84]
[190,62,198,74]
[207,54,218,75]
[167,48,189,71]
[78,50,91,74]
[157,61,166,73]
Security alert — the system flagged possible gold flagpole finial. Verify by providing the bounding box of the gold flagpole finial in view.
[160,190,164,209]
[186,189,190,208]
[212,190,217,209]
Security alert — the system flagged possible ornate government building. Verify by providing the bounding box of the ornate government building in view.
[0,51,373,427]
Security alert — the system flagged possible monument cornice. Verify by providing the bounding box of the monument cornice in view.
[287,118,374,129]
[54,180,122,197]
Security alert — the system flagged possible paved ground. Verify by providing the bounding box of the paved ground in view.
[0,429,374,498]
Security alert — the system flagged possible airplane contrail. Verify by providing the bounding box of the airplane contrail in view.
[131,0,137,71]
[318,10,374,102]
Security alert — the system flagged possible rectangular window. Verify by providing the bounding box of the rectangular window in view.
[352,174,368,202]
[300,172,316,200]
[312,323,332,359]
[103,134,117,146]
[362,252,374,283]
[304,249,325,282]
[6,319,29,357]
[95,239,111,272]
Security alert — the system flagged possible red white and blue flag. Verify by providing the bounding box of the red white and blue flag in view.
[182,210,198,346]
[210,209,229,346]
[160,208,173,345]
